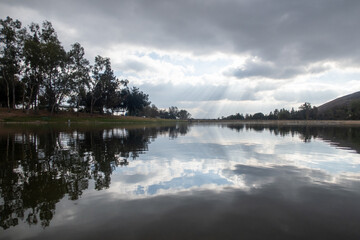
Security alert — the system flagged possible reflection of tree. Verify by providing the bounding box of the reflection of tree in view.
[227,124,244,132]
[22,173,66,228]
[167,124,189,139]
[0,124,190,229]
[227,124,360,149]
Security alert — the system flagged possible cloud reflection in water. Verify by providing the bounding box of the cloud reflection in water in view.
[107,124,360,198]
[1,124,360,239]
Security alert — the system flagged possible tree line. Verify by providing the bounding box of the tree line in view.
[0,16,191,119]
[222,100,360,120]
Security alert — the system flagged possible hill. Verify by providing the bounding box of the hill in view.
[316,91,360,120]
[317,91,360,113]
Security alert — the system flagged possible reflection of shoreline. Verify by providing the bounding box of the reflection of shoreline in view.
[317,135,360,154]
[0,122,187,136]
[226,124,360,153]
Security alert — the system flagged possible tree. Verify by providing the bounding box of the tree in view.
[67,43,91,112]
[273,109,279,119]
[350,100,360,120]
[84,56,128,114]
[0,16,25,109]
[104,79,129,113]
[299,102,312,120]
[88,56,111,114]
[290,107,295,119]
[37,21,68,113]
[22,21,90,114]
[140,104,160,118]
[278,108,291,120]
[168,106,179,119]
[22,21,68,113]
[252,112,265,120]
[22,23,44,112]
[124,87,150,116]
[177,109,191,120]
[159,109,170,119]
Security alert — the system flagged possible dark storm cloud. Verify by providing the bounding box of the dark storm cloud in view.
[225,59,303,79]
[2,0,360,67]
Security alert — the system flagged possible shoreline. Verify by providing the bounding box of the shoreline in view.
[1,109,360,126]
[194,119,360,126]
[0,108,179,124]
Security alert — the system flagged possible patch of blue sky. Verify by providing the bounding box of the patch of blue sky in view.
[135,185,145,195]
[147,51,165,60]
[145,171,231,195]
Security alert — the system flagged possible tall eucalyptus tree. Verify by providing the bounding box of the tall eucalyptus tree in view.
[0,16,25,109]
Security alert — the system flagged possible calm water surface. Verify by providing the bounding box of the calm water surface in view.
[1,123,360,239]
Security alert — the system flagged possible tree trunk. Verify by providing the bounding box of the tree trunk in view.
[22,85,26,111]
[6,134,9,161]
[6,81,10,110]
[35,93,37,111]
[76,99,80,116]
[2,72,10,110]
[26,86,34,114]
[91,96,96,115]
[12,78,16,109]
[51,93,63,115]
[51,103,56,115]
[90,99,94,115]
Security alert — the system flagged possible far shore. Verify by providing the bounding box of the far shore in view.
[1,108,360,126]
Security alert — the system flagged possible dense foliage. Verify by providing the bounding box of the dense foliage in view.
[223,101,360,120]
[0,16,191,119]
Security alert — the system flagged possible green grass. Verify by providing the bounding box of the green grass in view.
[2,115,180,124]
[0,115,188,134]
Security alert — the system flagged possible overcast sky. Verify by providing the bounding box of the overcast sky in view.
[1,0,360,118]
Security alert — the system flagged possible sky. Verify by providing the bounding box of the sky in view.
[1,0,360,118]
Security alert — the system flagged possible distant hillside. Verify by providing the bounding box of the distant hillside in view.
[222,91,360,121]
[317,91,360,113]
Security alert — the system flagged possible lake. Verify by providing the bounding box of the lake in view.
[1,123,360,239]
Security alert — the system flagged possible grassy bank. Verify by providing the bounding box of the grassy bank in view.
[0,108,179,124]
[2,108,360,126]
